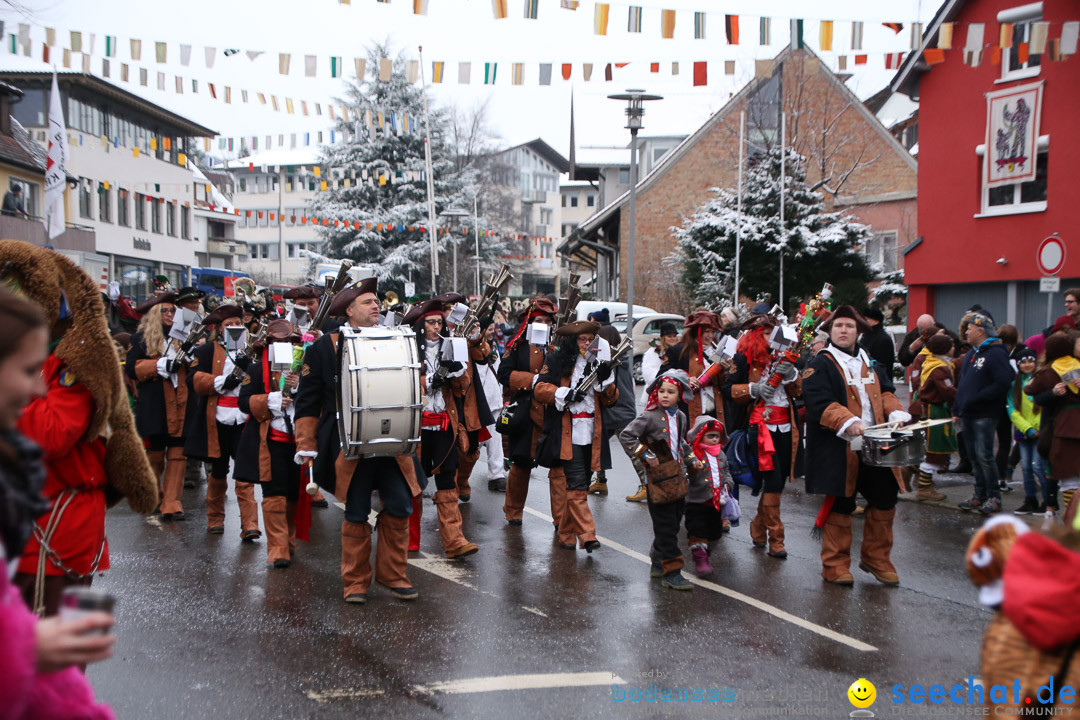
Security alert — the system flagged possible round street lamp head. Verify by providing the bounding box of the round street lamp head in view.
[607,89,663,131]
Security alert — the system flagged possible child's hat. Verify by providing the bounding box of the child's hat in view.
[686,414,727,446]
[645,369,694,403]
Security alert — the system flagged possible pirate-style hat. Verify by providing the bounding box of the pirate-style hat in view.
[327,277,378,317]
[555,320,601,336]
[818,305,871,335]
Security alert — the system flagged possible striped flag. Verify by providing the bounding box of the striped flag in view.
[560,0,579,8]
[432,61,444,83]
[885,52,905,69]
[851,21,863,50]
[414,0,428,14]
[485,62,497,84]
[938,23,954,49]
[492,0,508,19]
[331,57,343,77]
[725,15,739,44]
[790,19,803,49]
[694,12,705,39]
[105,35,117,57]
[661,9,676,39]
[627,6,642,33]
[760,17,771,45]
[524,0,538,19]
[594,3,609,35]
[512,63,524,85]
[819,21,833,51]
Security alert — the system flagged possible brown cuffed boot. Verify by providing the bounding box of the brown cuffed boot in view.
[504,464,530,525]
[341,519,373,603]
[749,494,766,548]
[263,496,291,568]
[375,513,418,600]
[235,481,261,540]
[915,468,946,502]
[286,500,297,557]
[147,449,166,504]
[821,513,854,585]
[160,447,187,518]
[548,467,568,532]
[433,489,478,558]
[456,451,478,500]
[205,475,228,533]
[762,492,787,559]
[562,489,599,551]
[859,507,899,586]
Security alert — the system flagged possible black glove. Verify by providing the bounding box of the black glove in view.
[479,311,495,333]
[595,362,613,383]
[233,355,252,371]
[179,340,195,355]
[441,360,464,374]
[570,387,588,404]
[165,359,181,374]
[222,374,242,392]
[430,374,446,392]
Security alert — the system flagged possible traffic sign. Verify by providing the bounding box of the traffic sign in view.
[1040,276,1060,293]
[1037,235,1066,276]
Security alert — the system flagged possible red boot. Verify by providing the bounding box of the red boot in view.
[408,496,422,552]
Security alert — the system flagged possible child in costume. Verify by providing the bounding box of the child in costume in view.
[685,416,736,576]
[1008,347,1049,515]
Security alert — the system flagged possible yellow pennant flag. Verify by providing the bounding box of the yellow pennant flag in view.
[938,22,954,49]
[661,9,676,39]
[594,3,610,35]
[313,167,322,177]
[819,21,833,51]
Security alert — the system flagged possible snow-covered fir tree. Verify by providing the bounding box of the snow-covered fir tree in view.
[312,46,497,296]
[670,148,873,312]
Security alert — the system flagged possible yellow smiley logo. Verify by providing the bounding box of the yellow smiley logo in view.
[848,678,876,709]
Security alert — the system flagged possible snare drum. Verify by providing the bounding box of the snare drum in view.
[337,326,422,459]
[860,428,926,467]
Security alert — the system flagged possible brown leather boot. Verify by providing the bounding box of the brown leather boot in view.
[504,464,530,524]
[821,512,854,585]
[286,500,297,557]
[915,469,946,502]
[562,489,599,550]
[433,489,478,558]
[375,513,418,600]
[859,506,899,586]
[205,475,228,532]
[625,484,647,502]
[761,493,787,558]
[160,446,187,517]
[749,494,766,548]
[548,467,567,531]
[263,496,291,567]
[235,481,261,540]
[456,451,478,500]
[341,519,373,602]
[147,449,166,492]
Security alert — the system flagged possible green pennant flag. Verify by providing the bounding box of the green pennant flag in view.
[790,19,804,49]
[105,35,116,57]
[9,35,16,54]
[331,57,341,78]
[485,62,497,84]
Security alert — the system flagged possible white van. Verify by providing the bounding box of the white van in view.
[574,301,657,323]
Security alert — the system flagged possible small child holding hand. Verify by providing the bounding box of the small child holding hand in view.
[685,417,736,576]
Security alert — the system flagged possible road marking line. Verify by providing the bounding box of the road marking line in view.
[521,606,548,617]
[307,671,623,703]
[522,506,877,653]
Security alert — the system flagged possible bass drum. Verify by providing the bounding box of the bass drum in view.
[337,326,422,459]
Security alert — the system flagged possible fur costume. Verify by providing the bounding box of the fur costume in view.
[0,241,157,513]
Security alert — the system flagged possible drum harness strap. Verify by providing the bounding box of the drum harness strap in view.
[32,488,106,615]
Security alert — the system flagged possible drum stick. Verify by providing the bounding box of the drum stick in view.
[304,460,319,496]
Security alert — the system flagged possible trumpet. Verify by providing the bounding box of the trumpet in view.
[554,272,582,332]
[571,336,633,400]
[174,320,209,367]
[227,320,268,382]
[308,260,354,333]
[456,263,513,340]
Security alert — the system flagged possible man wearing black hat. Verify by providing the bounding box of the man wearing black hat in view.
[803,305,911,586]
[859,307,896,378]
[283,284,323,335]
[534,320,619,552]
[498,297,565,526]
[294,278,421,603]
[185,303,261,541]
[175,286,206,313]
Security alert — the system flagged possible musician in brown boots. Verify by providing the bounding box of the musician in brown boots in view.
[727,306,802,559]
[534,320,619,552]
[406,299,480,560]
[498,298,562,528]
[295,278,420,604]
[236,320,303,568]
[185,303,261,541]
[802,306,911,586]
[127,293,191,521]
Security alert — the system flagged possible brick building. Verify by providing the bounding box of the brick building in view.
[561,48,919,314]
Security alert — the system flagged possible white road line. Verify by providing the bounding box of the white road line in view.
[307,672,623,703]
[522,506,877,653]
[521,606,548,617]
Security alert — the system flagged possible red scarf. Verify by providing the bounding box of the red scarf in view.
[645,376,681,411]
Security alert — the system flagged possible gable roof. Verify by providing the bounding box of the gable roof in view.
[0,117,47,175]
[497,138,569,172]
[575,47,918,238]
[890,0,967,99]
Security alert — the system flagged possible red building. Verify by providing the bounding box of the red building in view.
[892,0,1079,337]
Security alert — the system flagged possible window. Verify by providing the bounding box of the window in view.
[166,201,176,236]
[117,189,129,226]
[98,184,111,223]
[237,212,246,228]
[249,243,259,259]
[561,194,567,207]
[864,232,898,275]
[979,136,1049,216]
[150,198,161,234]
[619,169,630,184]
[8,178,40,217]
[181,206,190,239]
[570,195,579,208]
[288,243,296,258]
[259,211,269,228]
[1000,5,1042,82]
[587,194,596,207]
[239,178,247,192]
[134,193,146,230]
[78,179,92,220]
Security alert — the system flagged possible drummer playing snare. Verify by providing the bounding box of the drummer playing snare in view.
[800,305,912,588]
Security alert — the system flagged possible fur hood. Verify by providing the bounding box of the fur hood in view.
[0,241,157,514]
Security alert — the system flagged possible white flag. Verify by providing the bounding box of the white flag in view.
[44,73,68,240]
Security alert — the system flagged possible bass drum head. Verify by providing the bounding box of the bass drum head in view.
[338,327,421,459]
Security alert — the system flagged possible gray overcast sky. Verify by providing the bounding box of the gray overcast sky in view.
[1,0,937,158]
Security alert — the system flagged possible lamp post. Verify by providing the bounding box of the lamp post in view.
[607,89,661,339]
[440,207,470,292]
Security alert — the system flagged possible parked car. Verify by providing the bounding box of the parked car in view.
[610,313,686,383]
[574,301,656,323]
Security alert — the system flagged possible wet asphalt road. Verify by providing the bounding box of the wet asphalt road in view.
[86,428,1005,720]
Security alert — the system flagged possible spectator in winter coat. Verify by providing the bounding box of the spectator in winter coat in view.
[955,311,1016,515]
[898,313,943,367]
[859,307,896,375]
[1008,347,1049,516]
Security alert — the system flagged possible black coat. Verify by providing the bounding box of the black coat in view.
[497,338,546,461]
[535,347,614,470]
[860,325,896,376]
[183,342,219,461]
[126,331,192,439]
[235,348,275,484]
[802,350,895,497]
[293,332,341,492]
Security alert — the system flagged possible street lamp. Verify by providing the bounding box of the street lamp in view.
[607,89,661,339]
[440,207,470,292]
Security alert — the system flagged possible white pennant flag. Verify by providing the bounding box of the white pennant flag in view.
[44,73,69,239]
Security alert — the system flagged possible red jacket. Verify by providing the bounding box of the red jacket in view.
[16,354,109,577]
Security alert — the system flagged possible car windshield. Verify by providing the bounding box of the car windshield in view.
[611,322,628,333]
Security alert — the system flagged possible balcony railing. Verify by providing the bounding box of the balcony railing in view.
[207,237,246,255]
[522,189,547,203]
[0,214,95,252]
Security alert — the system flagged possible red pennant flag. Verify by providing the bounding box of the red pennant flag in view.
[883,22,903,34]
[650,62,659,73]
[884,52,905,69]
[693,61,707,86]
[562,63,572,80]
[854,54,868,65]
[249,163,254,171]
[923,48,945,65]
[991,46,1002,64]
[725,15,739,44]
[1017,42,1029,64]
